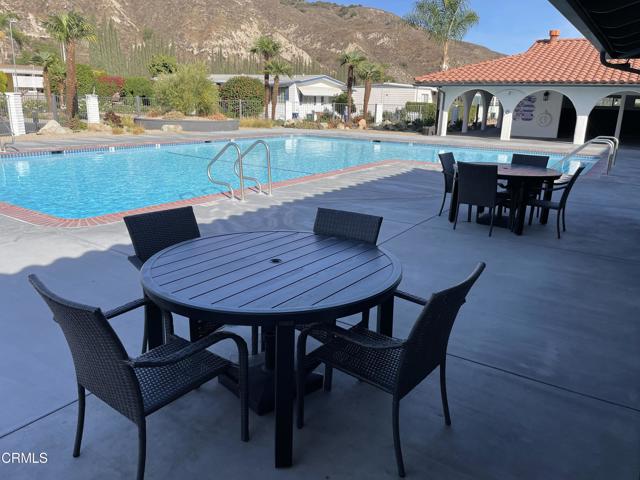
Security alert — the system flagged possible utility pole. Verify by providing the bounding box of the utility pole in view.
[9,19,18,92]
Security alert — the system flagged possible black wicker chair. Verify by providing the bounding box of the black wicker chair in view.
[511,153,549,168]
[454,163,508,236]
[123,206,259,355]
[296,263,486,477]
[29,274,248,480]
[437,153,456,216]
[528,164,585,239]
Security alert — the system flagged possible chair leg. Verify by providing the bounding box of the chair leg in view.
[453,203,460,230]
[251,325,259,356]
[72,384,85,458]
[528,204,535,226]
[438,191,446,216]
[467,205,472,222]
[440,360,451,426]
[488,207,495,237]
[141,318,148,354]
[323,364,333,392]
[562,208,567,232]
[357,309,370,328]
[556,210,562,239]
[296,333,307,429]
[392,398,406,478]
[137,422,146,480]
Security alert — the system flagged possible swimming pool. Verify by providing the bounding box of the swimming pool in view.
[0,135,597,220]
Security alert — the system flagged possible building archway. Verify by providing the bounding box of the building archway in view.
[443,89,501,136]
[509,90,577,141]
[587,90,640,144]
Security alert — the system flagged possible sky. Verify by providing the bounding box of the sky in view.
[312,0,583,54]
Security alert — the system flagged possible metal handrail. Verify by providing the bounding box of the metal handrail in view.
[234,157,262,195]
[207,142,244,201]
[552,136,618,175]
[0,117,18,153]
[240,140,272,196]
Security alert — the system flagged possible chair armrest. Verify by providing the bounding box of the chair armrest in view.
[300,323,405,350]
[128,255,143,270]
[127,331,248,368]
[104,298,149,319]
[497,182,509,189]
[394,289,428,306]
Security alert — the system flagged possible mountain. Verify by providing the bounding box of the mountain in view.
[0,0,502,82]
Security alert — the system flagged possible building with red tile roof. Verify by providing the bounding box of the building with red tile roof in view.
[416,31,640,144]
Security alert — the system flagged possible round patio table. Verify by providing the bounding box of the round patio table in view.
[448,163,562,235]
[140,230,402,469]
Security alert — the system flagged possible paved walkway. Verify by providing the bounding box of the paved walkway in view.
[0,140,637,479]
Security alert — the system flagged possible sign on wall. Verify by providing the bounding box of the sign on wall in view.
[511,91,563,139]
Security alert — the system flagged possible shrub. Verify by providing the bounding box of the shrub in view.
[111,126,124,134]
[163,110,185,120]
[103,110,122,127]
[207,112,228,121]
[146,108,163,118]
[96,75,125,97]
[65,117,87,131]
[76,64,96,95]
[123,77,154,98]
[121,116,136,129]
[153,63,219,116]
[219,76,264,118]
[147,54,178,77]
[283,120,322,130]
[239,118,274,128]
[0,72,8,93]
[131,125,145,135]
[332,92,356,115]
[405,102,436,124]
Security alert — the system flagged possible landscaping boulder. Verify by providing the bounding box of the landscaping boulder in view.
[358,118,367,130]
[37,120,72,135]
[161,124,184,133]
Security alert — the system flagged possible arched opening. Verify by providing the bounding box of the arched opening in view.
[445,90,501,137]
[510,90,576,141]
[587,91,640,144]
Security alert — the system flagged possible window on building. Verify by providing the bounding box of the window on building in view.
[596,95,621,107]
[634,98,640,108]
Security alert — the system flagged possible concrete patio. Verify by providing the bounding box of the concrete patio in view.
[0,135,638,479]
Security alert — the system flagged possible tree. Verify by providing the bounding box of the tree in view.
[250,36,282,119]
[265,59,293,120]
[30,51,62,107]
[147,53,177,77]
[338,51,366,123]
[43,12,96,118]
[356,61,385,121]
[75,64,96,95]
[0,71,8,93]
[219,76,264,117]
[153,63,219,116]
[405,0,479,71]
[123,77,154,97]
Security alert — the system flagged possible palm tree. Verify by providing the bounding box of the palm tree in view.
[356,61,385,122]
[43,12,96,118]
[31,51,61,107]
[250,36,282,119]
[406,0,479,71]
[338,51,366,123]
[265,58,293,120]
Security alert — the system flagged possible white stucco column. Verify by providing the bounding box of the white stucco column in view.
[461,91,475,133]
[573,113,589,145]
[496,103,503,129]
[374,104,383,124]
[5,92,25,136]
[480,92,491,130]
[500,111,513,141]
[614,94,627,139]
[437,91,448,136]
[85,94,100,124]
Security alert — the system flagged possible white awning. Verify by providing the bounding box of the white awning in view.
[297,84,343,97]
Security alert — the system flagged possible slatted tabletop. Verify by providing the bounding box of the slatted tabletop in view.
[494,164,562,179]
[141,230,402,325]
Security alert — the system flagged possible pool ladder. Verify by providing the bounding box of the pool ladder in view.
[552,136,619,174]
[207,140,273,201]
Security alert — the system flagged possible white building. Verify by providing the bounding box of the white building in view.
[415,30,640,145]
[209,74,346,121]
[0,64,44,93]
[352,82,436,110]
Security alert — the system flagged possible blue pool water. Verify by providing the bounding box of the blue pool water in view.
[0,136,596,218]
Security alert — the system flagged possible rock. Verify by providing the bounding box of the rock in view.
[161,124,183,133]
[37,120,72,135]
[358,118,367,130]
[336,123,346,130]
[320,122,329,130]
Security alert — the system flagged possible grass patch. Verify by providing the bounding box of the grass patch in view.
[239,118,276,128]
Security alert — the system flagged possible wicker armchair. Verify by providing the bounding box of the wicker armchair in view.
[29,275,248,480]
[528,164,585,238]
[124,206,259,354]
[296,263,486,477]
[438,153,456,216]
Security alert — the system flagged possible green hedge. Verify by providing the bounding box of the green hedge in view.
[219,76,264,117]
[123,77,154,98]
